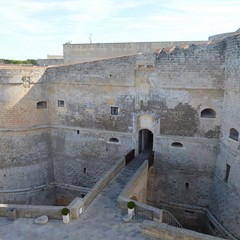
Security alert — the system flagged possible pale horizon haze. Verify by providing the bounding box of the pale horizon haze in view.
[0,0,240,60]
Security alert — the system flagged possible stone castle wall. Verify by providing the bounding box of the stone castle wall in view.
[0,67,53,204]
[63,40,206,64]
[0,31,240,239]
[208,34,240,239]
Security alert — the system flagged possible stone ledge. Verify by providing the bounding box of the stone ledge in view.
[142,220,226,240]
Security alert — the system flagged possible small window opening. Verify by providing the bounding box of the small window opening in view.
[111,106,119,115]
[185,182,189,189]
[77,130,80,134]
[58,100,64,107]
[109,74,112,77]
[184,210,195,214]
[224,164,231,182]
[200,108,216,118]
[171,142,183,147]
[83,168,87,173]
[147,64,153,68]
[138,65,144,68]
[37,101,47,109]
[229,128,239,141]
[109,138,119,143]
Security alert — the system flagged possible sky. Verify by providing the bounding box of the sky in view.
[0,0,240,60]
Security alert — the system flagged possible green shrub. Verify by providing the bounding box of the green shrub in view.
[127,201,136,209]
[1,59,37,65]
[61,207,70,215]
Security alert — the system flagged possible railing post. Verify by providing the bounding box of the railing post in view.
[159,209,163,223]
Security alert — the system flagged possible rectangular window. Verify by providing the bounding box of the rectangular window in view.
[147,64,154,68]
[58,100,65,107]
[224,164,231,182]
[111,106,119,115]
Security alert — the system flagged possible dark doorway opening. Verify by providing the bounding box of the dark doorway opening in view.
[139,129,153,153]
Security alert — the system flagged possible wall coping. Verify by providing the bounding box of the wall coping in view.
[142,220,226,240]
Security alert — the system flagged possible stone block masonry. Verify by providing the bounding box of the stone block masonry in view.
[63,41,207,64]
[0,29,240,239]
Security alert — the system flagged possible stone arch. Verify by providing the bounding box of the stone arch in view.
[171,142,183,147]
[200,108,216,118]
[130,196,138,201]
[137,114,155,153]
[109,137,119,143]
[37,101,47,109]
[229,128,239,141]
[139,129,153,153]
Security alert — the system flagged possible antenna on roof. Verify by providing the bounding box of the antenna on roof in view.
[89,33,92,44]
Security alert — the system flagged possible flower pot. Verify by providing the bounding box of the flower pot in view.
[128,207,135,217]
[62,213,70,224]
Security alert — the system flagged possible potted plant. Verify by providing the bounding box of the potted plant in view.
[127,201,136,217]
[61,207,70,224]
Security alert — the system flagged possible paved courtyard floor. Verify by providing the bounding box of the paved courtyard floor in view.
[0,153,154,240]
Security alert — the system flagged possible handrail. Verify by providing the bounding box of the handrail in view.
[163,210,182,228]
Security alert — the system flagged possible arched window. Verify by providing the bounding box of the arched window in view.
[37,101,47,109]
[109,138,119,143]
[200,109,216,118]
[229,128,239,141]
[171,142,183,147]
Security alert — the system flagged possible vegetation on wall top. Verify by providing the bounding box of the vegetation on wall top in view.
[0,59,37,65]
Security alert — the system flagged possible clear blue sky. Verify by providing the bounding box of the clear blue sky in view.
[1,0,239,60]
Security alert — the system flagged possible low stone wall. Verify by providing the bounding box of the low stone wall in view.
[37,59,63,66]
[142,221,226,240]
[0,204,62,219]
[119,160,148,203]
[66,156,126,219]
[117,160,162,221]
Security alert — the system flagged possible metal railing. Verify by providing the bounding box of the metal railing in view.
[162,210,182,228]
[132,207,154,222]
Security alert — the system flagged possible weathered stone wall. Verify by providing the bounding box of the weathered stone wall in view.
[144,41,224,210]
[0,67,48,129]
[139,40,228,234]
[45,56,136,131]
[51,128,132,188]
[37,58,64,66]
[208,34,240,239]
[63,41,206,64]
[44,56,137,186]
[0,30,240,239]
[148,138,218,206]
[0,66,53,204]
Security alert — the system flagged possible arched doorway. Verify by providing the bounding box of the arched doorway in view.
[139,129,153,153]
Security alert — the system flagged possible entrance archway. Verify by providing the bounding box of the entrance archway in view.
[139,129,153,153]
